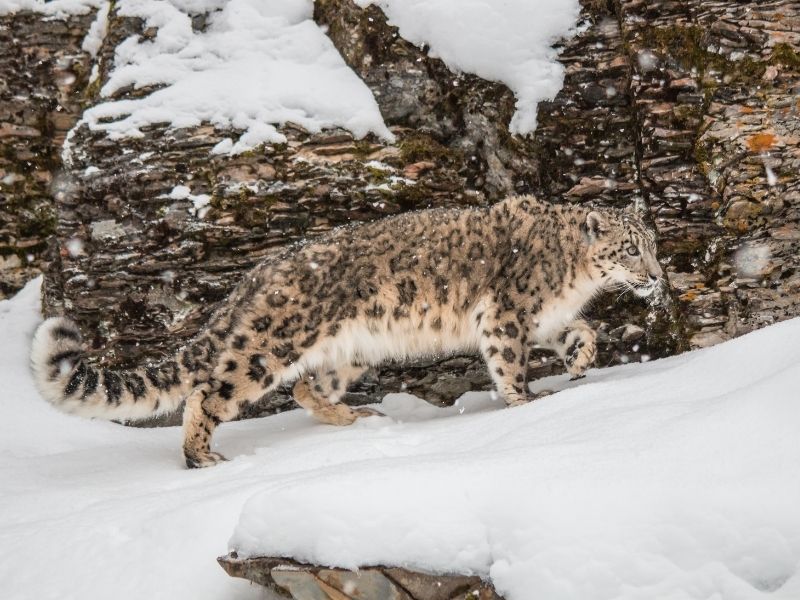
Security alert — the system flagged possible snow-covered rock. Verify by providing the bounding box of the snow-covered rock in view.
[3,0,581,150]
[81,0,393,154]
[0,0,103,17]
[356,0,581,134]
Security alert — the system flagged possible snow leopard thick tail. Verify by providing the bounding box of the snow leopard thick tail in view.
[31,317,212,421]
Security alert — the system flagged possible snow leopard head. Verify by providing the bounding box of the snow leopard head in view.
[585,206,664,298]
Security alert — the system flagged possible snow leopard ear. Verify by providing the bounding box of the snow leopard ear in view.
[586,211,608,241]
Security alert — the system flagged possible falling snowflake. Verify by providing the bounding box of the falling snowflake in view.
[58,359,74,377]
[637,50,658,73]
[65,238,84,258]
[735,243,771,278]
[762,160,778,186]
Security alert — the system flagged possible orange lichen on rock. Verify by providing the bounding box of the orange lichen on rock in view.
[746,133,777,152]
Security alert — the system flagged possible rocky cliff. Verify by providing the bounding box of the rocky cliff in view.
[2,0,798,429]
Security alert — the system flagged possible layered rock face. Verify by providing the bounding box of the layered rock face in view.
[0,12,94,298]
[3,0,798,426]
[622,0,800,347]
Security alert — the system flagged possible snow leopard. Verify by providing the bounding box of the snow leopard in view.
[31,195,663,468]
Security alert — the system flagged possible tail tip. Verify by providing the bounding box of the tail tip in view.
[31,317,84,402]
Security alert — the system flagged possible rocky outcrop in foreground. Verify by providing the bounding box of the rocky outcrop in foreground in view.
[218,554,502,600]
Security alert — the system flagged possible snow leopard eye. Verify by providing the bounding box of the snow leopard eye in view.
[626,246,639,256]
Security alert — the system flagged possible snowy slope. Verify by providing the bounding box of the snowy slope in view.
[0,0,103,17]
[1,278,799,600]
[231,316,800,600]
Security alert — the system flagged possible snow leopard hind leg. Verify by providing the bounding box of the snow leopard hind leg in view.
[181,361,380,467]
[182,347,285,468]
[478,306,534,408]
[293,364,383,426]
[182,380,240,468]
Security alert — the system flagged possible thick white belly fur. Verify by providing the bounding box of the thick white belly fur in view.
[533,276,602,342]
[289,303,486,380]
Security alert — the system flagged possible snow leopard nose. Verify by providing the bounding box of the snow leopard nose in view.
[645,256,663,281]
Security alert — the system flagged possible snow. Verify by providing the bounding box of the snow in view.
[0,0,103,17]
[79,0,393,155]
[80,0,109,57]
[763,159,778,187]
[735,243,772,278]
[356,0,581,134]
[231,321,800,598]
[167,185,211,218]
[3,0,580,150]
[636,49,659,73]
[2,279,799,600]
[190,194,211,219]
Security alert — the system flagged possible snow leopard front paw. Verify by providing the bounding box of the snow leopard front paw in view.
[505,396,531,408]
[184,450,228,469]
[353,406,384,418]
[564,328,597,379]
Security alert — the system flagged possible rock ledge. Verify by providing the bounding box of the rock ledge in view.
[218,553,503,600]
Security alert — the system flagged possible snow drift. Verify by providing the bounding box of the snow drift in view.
[80,0,394,154]
[231,316,800,599]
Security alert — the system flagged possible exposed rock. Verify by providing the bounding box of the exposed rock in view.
[627,0,800,341]
[217,554,503,600]
[314,0,540,199]
[611,324,646,344]
[0,11,94,298]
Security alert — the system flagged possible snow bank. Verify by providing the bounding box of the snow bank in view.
[3,278,799,599]
[0,0,103,17]
[231,319,800,599]
[80,0,393,154]
[357,0,582,134]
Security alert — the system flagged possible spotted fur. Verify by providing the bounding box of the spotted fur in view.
[30,195,662,468]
